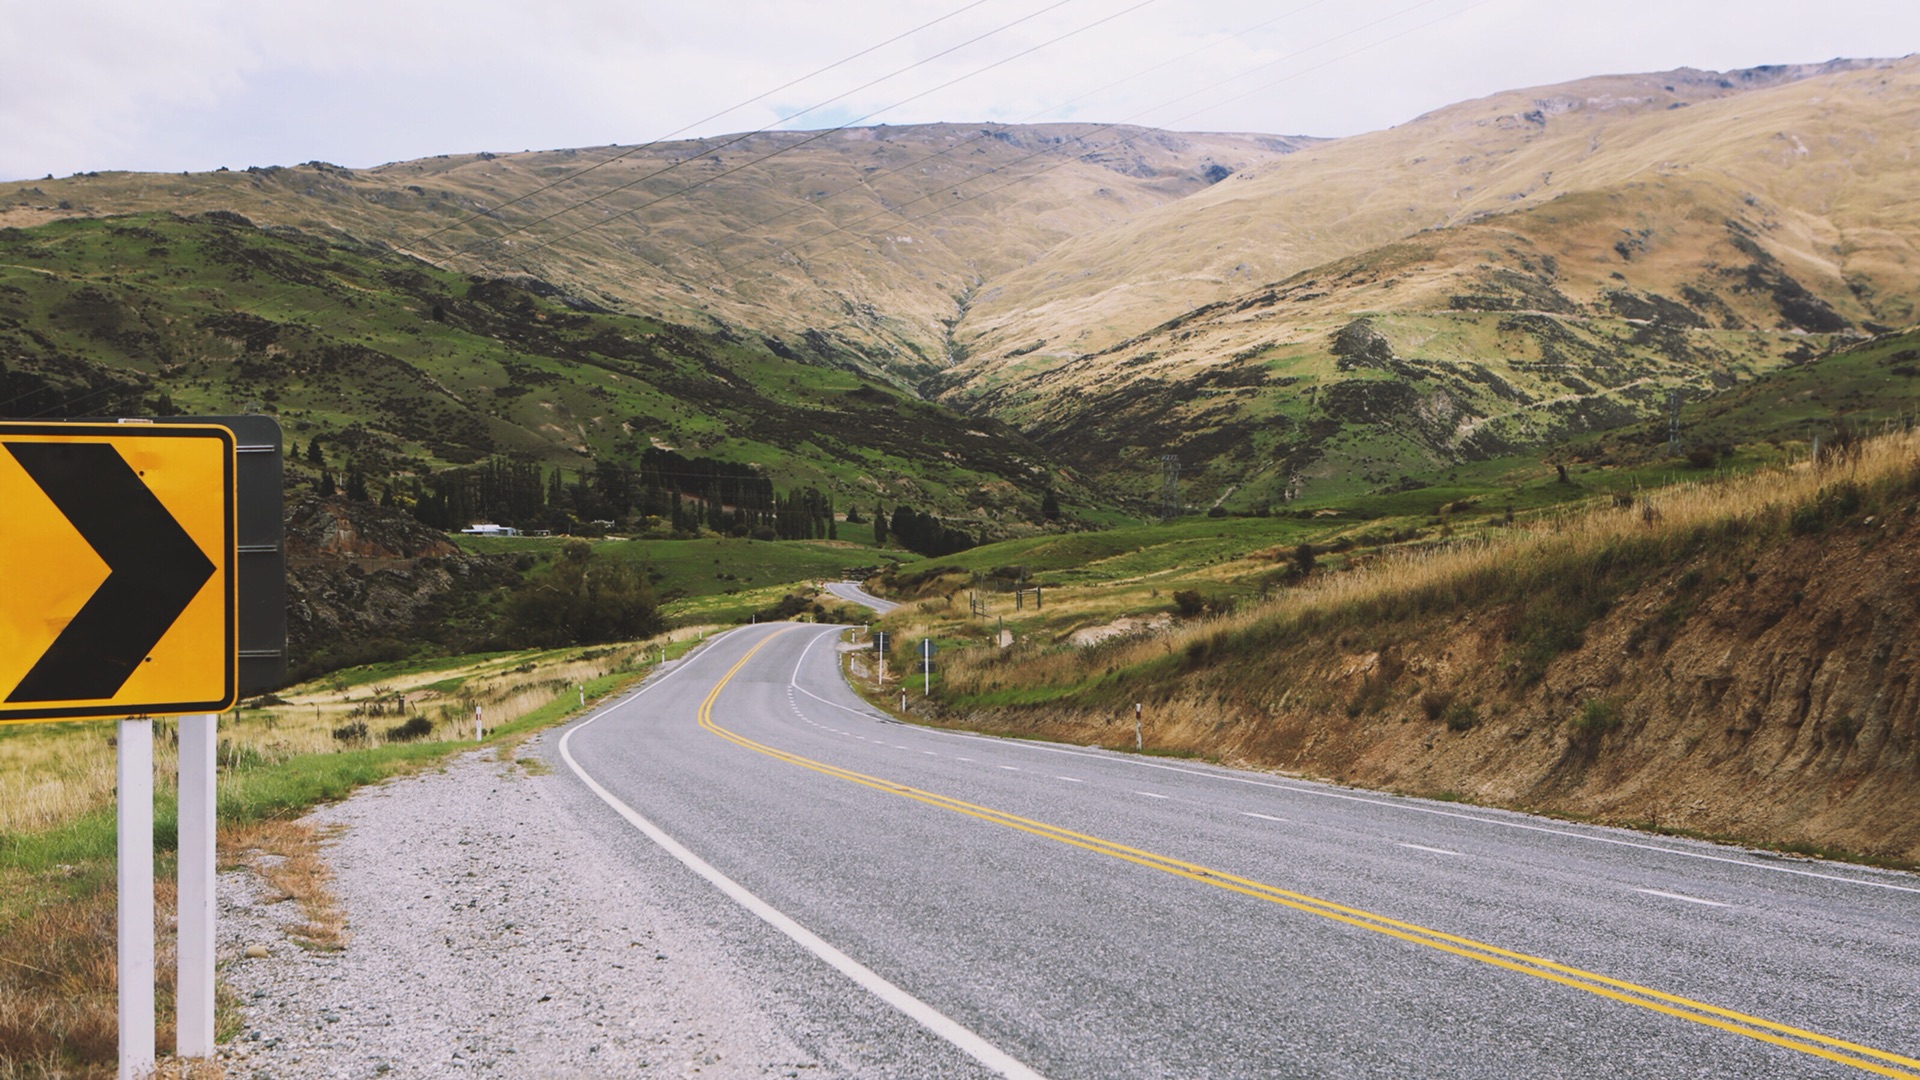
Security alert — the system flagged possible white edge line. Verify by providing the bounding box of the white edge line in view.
[907,727,1920,896]
[1634,888,1732,908]
[790,623,1920,896]
[560,627,1042,1080]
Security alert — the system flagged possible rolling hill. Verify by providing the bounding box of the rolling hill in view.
[931,56,1920,506]
[5,60,1919,516]
[0,124,1312,390]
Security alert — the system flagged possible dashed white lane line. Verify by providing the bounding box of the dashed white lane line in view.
[1634,888,1731,908]
[998,765,1022,772]
[1241,812,1288,822]
[1054,776,1084,784]
[1134,791,1169,800]
[956,757,975,763]
[922,751,939,757]
[1398,843,1463,857]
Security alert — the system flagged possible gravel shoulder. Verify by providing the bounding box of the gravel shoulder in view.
[215,731,830,1078]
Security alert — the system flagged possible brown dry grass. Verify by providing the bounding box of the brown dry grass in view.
[222,821,345,952]
[0,636,679,841]
[0,873,191,1080]
[0,630,689,1078]
[944,430,1920,699]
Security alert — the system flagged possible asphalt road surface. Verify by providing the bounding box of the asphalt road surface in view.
[555,623,1920,1078]
[822,580,900,614]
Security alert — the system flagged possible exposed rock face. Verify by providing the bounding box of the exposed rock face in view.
[282,496,519,670]
[285,495,458,561]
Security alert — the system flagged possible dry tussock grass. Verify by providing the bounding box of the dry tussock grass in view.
[223,821,345,952]
[0,633,686,839]
[0,874,187,1080]
[0,630,695,1077]
[946,431,1920,697]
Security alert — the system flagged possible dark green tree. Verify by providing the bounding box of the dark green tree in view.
[504,541,662,647]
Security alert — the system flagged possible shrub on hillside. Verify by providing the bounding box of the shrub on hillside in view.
[384,715,434,742]
[504,541,661,647]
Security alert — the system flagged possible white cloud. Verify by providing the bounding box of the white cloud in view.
[3,0,1917,180]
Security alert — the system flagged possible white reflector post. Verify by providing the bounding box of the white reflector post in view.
[176,713,217,1059]
[117,717,155,1080]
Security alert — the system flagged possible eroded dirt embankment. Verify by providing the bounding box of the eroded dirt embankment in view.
[941,511,1920,864]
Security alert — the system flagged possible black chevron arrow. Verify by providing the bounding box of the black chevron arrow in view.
[4,441,216,703]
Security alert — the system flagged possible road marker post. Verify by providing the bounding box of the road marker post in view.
[474,705,483,741]
[919,638,936,698]
[1135,702,1143,749]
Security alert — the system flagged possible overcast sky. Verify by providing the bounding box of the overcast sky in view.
[3,0,1916,181]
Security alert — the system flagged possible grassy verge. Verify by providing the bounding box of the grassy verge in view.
[0,631,705,1078]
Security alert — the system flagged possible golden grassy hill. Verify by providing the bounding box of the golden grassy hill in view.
[927,57,1920,506]
[0,124,1312,387]
[952,57,1920,365]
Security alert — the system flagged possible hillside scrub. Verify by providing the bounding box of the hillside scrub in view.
[930,430,1920,864]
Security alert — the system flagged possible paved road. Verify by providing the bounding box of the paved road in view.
[557,624,1920,1078]
[822,580,899,614]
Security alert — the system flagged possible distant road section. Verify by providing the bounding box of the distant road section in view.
[824,580,898,614]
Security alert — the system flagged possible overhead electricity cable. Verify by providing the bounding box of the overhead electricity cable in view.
[447,0,1099,261]
[9,0,1471,421]
[487,0,1159,264]
[656,0,1335,267]
[5,0,1082,417]
[685,0,1475,287]
[399,0,995,253]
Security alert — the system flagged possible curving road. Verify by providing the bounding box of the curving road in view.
[822,580,900,614]
[553,624,1920,1078]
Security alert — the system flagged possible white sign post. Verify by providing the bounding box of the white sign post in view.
[117,718,155,1080]
[176,713,218,1061]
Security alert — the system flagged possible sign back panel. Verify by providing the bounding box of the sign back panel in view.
[0,422,236,723]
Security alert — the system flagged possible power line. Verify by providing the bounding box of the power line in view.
[3,1,1094,417]
[653,0,1335,270]
[685,0,1477,287]
[497,0,1159,264]
[11,0,1490,425]
[399,0,996,254]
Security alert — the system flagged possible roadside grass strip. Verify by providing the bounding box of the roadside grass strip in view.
[697,631,1920,1079]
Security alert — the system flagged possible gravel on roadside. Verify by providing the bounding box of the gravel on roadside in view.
[215,733,830,1079]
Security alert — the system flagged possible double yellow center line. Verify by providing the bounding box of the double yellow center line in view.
[699,629,1920,1078]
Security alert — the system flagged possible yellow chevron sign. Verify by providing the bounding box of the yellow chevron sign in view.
[0,422,235,723]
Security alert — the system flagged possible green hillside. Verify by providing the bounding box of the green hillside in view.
[0,211,1080,525]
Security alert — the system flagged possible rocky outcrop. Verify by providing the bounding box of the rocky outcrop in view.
[282,496,520,672]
